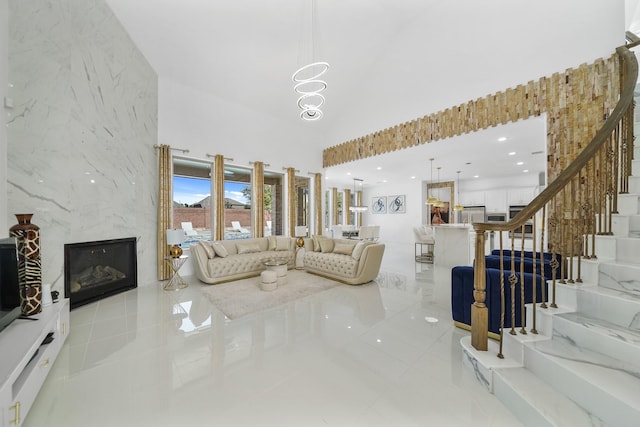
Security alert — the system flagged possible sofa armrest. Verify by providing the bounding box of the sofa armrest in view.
[191,243,218,284]
[354,243,385,282]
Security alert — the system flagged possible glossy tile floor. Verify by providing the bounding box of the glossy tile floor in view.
[25,243,524,427]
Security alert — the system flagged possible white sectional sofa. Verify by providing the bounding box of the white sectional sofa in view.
[190,235,385,286]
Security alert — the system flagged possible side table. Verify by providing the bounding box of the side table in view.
[164,255,188,290]
[262,258,288,284]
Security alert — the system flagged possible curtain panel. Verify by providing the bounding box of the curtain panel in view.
[157,144,172,281]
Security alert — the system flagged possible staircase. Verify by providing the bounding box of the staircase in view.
[461,97,640,427]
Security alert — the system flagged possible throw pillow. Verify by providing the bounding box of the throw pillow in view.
[267,236,277,251]
[311,235,322,252]
[275,236,290,251]
[318,237,335,253]
[212,242,228,258]
[198,241,215,259]
[351,240,373,261]
[236,241,261,254]
[333,241,356,256]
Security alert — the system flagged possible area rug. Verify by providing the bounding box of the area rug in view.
[201,270,342,319]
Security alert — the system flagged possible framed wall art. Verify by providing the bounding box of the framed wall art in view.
[388,195,406,214]
[371,196,386,214]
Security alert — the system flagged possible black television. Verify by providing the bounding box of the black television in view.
[0,237,22,333]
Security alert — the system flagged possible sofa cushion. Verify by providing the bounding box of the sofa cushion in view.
[318,237,335,253]
[267,236,277,250]
[333,241,356,256]
[311,235,322,252]
[275,236,290,251]
[351,240,373,261]
[198,241,216,259]
[236,240,261,254]
[212,242,228,258]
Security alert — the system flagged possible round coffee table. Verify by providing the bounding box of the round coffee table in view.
[262,258,288,284]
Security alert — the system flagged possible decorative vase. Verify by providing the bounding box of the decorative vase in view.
[9,214,42,316]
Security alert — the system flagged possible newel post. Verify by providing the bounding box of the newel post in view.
[471,228,488,350]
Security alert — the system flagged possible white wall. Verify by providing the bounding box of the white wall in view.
[7,0,158,291]
[361,179,424,246]
[0,0,7,234]
[326,0,625,145]
[159,78,326,176]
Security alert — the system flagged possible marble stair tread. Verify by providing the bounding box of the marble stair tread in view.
[553,312,640,367]
[493,367,610,427]
[525,336,640,421]
[615,236,640,265]
[556,312,640,344]
[598,262,640,297]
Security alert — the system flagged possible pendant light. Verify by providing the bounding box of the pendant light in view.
[454,170,464,211]
[292,0,329,121]
[426,158,440,205]
[348,178,368,212]
[433,166,444,208]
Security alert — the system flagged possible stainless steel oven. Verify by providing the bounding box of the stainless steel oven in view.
[486,213,506,222]
[508,205,533,238]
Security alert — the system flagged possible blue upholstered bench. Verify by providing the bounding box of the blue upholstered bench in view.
[484,255,554,280]
[451,265,548,337]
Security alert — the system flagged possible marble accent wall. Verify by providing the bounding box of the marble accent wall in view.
[6,0,158,291]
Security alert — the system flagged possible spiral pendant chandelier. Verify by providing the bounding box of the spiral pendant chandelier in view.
[292,0,329,121]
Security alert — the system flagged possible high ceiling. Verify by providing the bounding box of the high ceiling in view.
[104,0,626,188]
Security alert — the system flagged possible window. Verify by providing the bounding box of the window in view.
[172,158,212,246]
[294,176,310,229]
[223,165,252,240]
[264,171,283,236]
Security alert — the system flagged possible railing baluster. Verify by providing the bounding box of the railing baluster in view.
[568,178,576,284]
[540,205,548,309]
[577,170,584,283]
[590,157,598,259]
[531,214,538,334]
[519,225,527,335]
[498,233,505,359]
[509,232,517,336]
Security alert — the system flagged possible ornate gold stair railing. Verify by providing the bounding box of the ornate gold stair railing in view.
[470,40,638,355]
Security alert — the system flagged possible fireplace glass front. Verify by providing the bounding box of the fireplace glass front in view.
[64,237,137,309]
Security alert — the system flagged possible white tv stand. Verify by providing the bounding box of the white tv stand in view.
[0,299,69,426]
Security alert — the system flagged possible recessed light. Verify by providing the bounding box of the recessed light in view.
[498,137,508,142]
[425,316,439,323]
[517,161,524,166]
[346,172,351,175]
[382,179,388,183]
[508,152,516,156]
[410,176,416,179]
[523,169,529,173]
[376,166,382,170]
[474,175,479,178]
